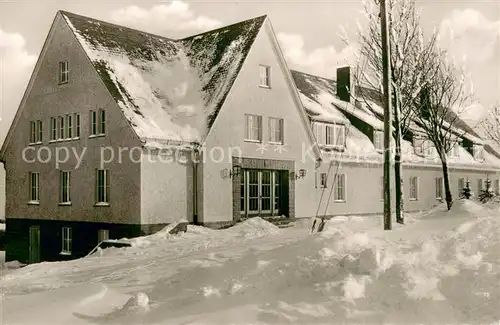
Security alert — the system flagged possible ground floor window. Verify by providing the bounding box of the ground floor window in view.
[458,178,465,196]
[435,177,443,199]
[409,176,419,200]
[334,174,346,202]
[61,227,72,254]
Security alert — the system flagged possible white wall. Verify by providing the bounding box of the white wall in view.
[200,20,318,223]
[0,163,5,219]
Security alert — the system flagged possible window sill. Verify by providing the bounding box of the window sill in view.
[58,81,68,85]
[59,202,72,206]
[27,201,40,205]
[89,134,106,139]
[59,251,71,256]
[244,139,262,143]
[269,141,284,145]
[409,198,418,201]
[28,142,43,146]
[334,200,346,203]
[94,202,110,207]
[259,85,271,89]
[50,137,81,143]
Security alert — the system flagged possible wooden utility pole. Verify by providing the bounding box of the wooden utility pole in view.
[380,0,393,230]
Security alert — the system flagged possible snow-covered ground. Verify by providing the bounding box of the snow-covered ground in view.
[1,201,500,325]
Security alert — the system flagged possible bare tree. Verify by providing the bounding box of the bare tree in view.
[341,0,437,223]
[481,106,500,146]
[412,46,473,211]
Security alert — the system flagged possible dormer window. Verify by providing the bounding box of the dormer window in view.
[449,143,460,158]
[373,130,384,152]
[59,61,69,84]
[259,65,270,88]
[473,144,484,161]
[314,122,346,148]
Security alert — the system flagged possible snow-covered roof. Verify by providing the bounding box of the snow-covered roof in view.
[62,11,266,148]
[291,70,381,127]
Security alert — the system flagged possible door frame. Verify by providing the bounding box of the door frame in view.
[29,225,41,264]
[240,169,286,218]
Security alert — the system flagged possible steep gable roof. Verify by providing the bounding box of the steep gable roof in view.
[61,11,266,148]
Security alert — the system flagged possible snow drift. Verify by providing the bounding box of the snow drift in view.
[1,210,499,324]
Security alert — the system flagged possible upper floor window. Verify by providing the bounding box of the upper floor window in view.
[334,174,346,202]
[268,117,284,144]
[435,177,443,199]
[59,61,69,84]
[315,122,346,148]
[60,171,71,204]
[90,109,106,136]
[96,169,110,205]
[28,172,40,203]
[245,114,262,142]
[29,120,43,144]
[473,145,484,161]
[449,143,460,158]
[373,130,384,151]
[58,116,65,140]
[409,176,419,200]
[50,117,57,141]
[259,65,270,87]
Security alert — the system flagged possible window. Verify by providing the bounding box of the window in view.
[245,114,262,142]
[413,138,424,155]
[60,171,71,204]
[409,176,419,200]
[334,124,346,147]
[90,110,98,136]
[29,120,43,144]
[380,176,384,200]
[435,177,443,199]
[449,144,460,158]
[75,113,81,138]
[29,172,40,203]
[316,122,346,148]
[100,109,106,134]
[374,130,384,151]
[268,117,284,144]
[334,174,346,201]
[96,169,110,204]
[478,179,484,193]
[320,173,327,188]
[65,115,72,139]
[50,117,57,141]
[473,145,484,161]
[61,227,72,254]
[325,125,334,145]
[458,178,465,196]
[98,229,109,243]
[59,61,69,84]
[495,179,500,196]
[58,116,64,140]
[259,65,270,87]
[90,110,105,136]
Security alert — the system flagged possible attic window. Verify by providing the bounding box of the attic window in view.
[314,122,346,148]
[59,61,69,84]
[473,144,484,161]
[259,65,270,88]
[373,130,384,152]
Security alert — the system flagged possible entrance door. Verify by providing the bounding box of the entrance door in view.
[29,226,40,264]
[240,170,287,217]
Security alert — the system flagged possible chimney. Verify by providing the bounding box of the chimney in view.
[336,66,354,102]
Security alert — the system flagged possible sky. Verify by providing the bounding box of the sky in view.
[0,0,499,145]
